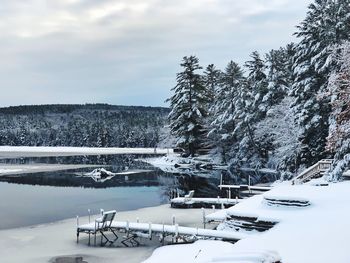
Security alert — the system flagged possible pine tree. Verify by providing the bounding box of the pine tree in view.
[167,56,208,156]
[202,64,221,150]
[208,61,244,162]
[232,51,269,165]
[291,0,350,167]
[265,46,293,107]
[203,64,221,105]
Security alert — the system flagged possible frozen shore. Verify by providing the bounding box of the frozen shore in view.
[0,164,104,175]
[0,146,173,158]
[0,204,209,263]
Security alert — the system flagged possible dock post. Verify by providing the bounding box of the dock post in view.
[202,208,206,229]
[229,189,231,199]
[248,176,251,194]
[212,205,215,212]
[88,209,91,223]
[172,215,176,243]
[175,224,179,243]
[149,222,152,240]
[136,217,139,223]
[76,216,79,243]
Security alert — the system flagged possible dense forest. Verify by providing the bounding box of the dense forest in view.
[167,0,350,180]
[0,104,169,148]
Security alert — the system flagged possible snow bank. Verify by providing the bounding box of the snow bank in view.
[145,181,350,263]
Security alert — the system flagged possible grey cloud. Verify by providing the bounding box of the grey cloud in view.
[0,0,312,107]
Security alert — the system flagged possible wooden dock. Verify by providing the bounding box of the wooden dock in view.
[170,197,242,209]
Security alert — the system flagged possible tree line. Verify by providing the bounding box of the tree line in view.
[0,104,169,149]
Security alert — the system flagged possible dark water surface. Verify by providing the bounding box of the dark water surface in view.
[0,155,278,229]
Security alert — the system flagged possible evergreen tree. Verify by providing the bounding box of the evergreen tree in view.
[265,46,293,107]
[167,56,208,156]
[245,51,268,120]
[232,51,269,165]
[203,64,221,105]
[208,61,244,162]
[202,64,221,150]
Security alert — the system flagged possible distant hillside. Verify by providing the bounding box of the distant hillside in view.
[0,104,170,148]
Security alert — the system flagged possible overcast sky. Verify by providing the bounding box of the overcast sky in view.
[0,0,311,107]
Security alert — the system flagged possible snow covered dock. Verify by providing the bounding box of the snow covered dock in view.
[77,220,247,244]
[170,197,242,209]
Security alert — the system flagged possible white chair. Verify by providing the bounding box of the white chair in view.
[184,190,195,202]
[77,210,118,246]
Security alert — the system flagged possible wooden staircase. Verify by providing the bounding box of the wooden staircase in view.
[291,159,333,185]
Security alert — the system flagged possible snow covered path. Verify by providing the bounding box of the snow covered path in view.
[0,146,173,158]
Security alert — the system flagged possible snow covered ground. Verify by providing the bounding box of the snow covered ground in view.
[0,146,173,158]
[145,181,350,263]
[0,204,209,263]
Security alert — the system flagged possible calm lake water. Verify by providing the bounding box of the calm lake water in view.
[0,155,278,229]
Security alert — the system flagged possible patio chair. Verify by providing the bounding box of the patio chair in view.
[77,210,118,246]
[184,190,195,202]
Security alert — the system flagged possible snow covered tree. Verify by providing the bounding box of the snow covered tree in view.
[264,46,294,107]
[291,0,350,167]
[254,97,300,175]
[208,61,245,162]
[202,64,221,150]
[203,64,221,106]
[167,56,208,156]
[323,42,350,180]
[231,51,269,165]
[245,51,268,120]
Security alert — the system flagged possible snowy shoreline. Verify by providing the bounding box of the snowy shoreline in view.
[0,204,209,263]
